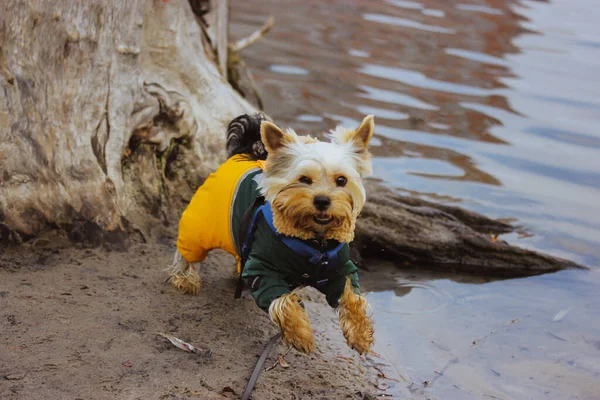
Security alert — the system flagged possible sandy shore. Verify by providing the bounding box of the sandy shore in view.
[0,239,383,399]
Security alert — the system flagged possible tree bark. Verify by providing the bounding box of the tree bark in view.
[0,0,586,277]
[0,0,253,245]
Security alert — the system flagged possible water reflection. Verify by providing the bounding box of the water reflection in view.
[231,0,600,397]
[361,64,494,96]
[456,4,504,16]
[268,64,309,75]
[363,13,457,34]
[358,84,439,110]
[365,268,600,399]
[445,48,510,66]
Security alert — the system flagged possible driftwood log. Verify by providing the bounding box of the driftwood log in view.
[0,1,586,277]
[353,180,585,276]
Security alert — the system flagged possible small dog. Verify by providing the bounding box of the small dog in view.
[168,114,375,354]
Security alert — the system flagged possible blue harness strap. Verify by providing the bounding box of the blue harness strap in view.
[240,202,345,288]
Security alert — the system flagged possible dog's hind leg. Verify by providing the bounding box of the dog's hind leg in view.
[166,250,202,295]
[269,292,316,353]
[337,277,374,354]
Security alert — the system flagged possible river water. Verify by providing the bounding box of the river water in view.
[231,1,600,398]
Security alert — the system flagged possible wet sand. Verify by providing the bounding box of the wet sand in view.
[0,240,384,399]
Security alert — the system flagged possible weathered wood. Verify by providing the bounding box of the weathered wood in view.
[214,0,230,80]
[352,180,586,277]
[0,0,253,243]
[230,15,274,52]
[227,15,274,110]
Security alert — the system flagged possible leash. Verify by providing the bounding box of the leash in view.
[241,332,281,400]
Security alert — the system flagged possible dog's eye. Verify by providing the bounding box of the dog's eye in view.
[299,176,312,185]
[336,176,347,187]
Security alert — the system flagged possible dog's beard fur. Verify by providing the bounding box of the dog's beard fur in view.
[271,180,360,243]
[259,116,374,243]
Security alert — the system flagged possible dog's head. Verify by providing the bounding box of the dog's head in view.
[259,115,374,243]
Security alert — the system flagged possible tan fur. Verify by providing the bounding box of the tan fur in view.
[331,127,356,145]
[337,277,374,354]
[354,115,375,148]
[169,265,201,295]
[167,250,201,295]
[260,115,374,242]
[261,121,299,152]
[271,189,355,242]
[330,116,374,177]
[331,115,374,149]
[298,135,318,144]
[269,292,316,353]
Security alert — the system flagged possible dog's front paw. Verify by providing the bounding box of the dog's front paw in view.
[338,279,374,354]
[339,309,374,354]
[269,293,315,353]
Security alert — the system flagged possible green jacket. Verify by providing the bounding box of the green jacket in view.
[231,169,360,312]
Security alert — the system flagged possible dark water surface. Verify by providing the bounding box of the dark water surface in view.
[231,1,600,398]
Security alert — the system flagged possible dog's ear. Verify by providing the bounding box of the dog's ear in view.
[353,115,375,149]
[332,115,374,150]
[330,115,374,177]
[261,121,297,153]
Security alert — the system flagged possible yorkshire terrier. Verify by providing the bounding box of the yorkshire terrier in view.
[167,113,375,354]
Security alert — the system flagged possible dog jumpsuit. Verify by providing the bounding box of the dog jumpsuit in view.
[177,155,361,312]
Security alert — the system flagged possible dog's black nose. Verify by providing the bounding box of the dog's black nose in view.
[313,196,331,211]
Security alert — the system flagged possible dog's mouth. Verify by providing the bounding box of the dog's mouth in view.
[313,214,333,225]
